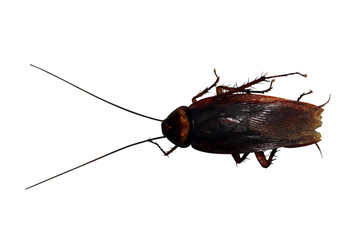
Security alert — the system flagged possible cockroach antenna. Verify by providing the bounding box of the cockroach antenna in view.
[26,64,165,190]
[29,64,162,122]
[25,136,165,190]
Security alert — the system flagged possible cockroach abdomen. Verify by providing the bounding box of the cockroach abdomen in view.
[188,94,326,154]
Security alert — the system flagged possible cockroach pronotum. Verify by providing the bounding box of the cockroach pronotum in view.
[26,65,329,189]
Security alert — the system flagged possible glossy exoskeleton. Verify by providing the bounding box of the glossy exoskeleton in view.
[27,66,328,189]
[159,70,328,167]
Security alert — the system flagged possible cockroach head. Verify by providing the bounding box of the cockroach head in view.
[162,106,193,148]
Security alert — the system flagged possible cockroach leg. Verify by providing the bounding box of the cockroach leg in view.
[192,69,220,103]
[148,140,178,156]
[216,77,268,95]
[245,79,275,94]
[209,71,306,97]
[231,153,249,166]
[297,90,313,101]
[216,86,224,95]
[255,149,278,168]
[220,72,306,96]
[164,145,178,156]
[266,72,307,79]
[217,79,275,95]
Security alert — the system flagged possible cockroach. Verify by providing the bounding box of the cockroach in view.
[26,65,329,189]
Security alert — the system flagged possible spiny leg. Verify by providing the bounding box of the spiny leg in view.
[148,140,178,156]
[297,90,313,101]
[217,79,275,95]
[231,153,249,165]
[255,149,278,168]
[218,72,306,96]
[192,69,220,103]
[266,72,307,79]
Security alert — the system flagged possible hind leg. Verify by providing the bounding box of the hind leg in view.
[231,153,249,165]
[255,149,278,168]
[217,72,306,96]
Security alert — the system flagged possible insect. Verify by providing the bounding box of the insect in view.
[26,65,329,189]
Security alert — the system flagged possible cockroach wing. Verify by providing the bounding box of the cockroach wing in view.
[246,99,323,144]
[189,94,323,154]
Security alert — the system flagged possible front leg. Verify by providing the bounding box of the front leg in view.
[148,140,178,156]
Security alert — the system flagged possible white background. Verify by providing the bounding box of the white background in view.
[2,0,359,239]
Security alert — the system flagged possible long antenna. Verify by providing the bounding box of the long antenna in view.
[25,136,166,190]
[30,64,162,122]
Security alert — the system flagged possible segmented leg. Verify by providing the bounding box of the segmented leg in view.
[218,72,306,96]
[255,149,278,168]
[297,90,313,101]
[148,140,178,156]
[231,153,249,165]
[192,69,220,103]
[216,79,275,95]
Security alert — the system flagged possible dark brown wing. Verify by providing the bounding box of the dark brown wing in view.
[189,94,323,154]
[246,99,322,144]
